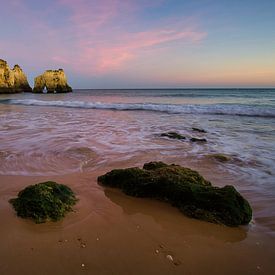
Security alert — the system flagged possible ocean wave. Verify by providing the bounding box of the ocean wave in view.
[1,99,275,117]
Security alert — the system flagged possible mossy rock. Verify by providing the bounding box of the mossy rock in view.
[208,154,231,162]
[160,132,186,140]
[9,181,77,223]
[98,162,252,226]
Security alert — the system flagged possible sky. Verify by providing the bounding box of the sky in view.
[0,0,274,88]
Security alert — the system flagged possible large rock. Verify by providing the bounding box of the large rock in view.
[98,161,252,226]
[33,69,72,93]
[0,59,32,93]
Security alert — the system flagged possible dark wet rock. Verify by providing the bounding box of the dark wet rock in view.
[160,132,186,140]
[192,127,207,133]
[98,162,252,226]
[208,154,231,162]
[190,137,207,143]
[9,181,77,223]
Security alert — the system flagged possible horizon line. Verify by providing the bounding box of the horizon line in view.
[72,87,275,90]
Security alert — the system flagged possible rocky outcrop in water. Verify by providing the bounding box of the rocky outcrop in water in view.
[33,69,72,93]
[160,132,186,140]
[0,59,32,93]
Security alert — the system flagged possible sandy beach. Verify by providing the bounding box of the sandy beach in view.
[1,0,275,272]
[1,89,275,274]
[1,162,275,275]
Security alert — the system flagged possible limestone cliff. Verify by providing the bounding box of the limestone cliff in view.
[33,69,72,93]
[0,59,32,93]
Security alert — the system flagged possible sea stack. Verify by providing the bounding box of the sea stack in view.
[0,59,32,93]
[33,69,72,93]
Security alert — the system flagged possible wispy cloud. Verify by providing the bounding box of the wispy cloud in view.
[1,0,207,76]
[50,0,207,74]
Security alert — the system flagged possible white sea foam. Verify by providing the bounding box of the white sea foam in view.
[2,99,275,118]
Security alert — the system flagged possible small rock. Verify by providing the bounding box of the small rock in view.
[160,132,186,140]
[190,137,207,143]
[96,237,100,241]
[192,127,207,133]
[155,249,159,254]
[209,153,231,162]
[81,263,85,268]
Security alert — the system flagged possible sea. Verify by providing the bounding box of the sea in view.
[0,88,275,233]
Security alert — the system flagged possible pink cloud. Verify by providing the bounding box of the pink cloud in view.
[2,0,207,76]
[50,1,207,74]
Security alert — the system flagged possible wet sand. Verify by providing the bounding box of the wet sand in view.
[1,168,275,275]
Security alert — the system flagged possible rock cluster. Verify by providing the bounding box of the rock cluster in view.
[98,161,252,226]
[0,59,32,93]
[0,59,72,93]
[160,131,207,143]
[33,69,72,93]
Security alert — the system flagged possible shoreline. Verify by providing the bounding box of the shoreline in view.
[1,167,275,275]
[1,89,274,274]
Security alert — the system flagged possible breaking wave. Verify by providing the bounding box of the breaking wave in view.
[1,99,275,118]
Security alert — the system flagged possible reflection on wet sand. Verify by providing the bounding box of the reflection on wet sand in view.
[104,188,248,243]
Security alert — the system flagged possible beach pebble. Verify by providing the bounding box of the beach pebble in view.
[155,249,159,254]
[81,263,85,268]
[96,237,100,241]
[166,255,174,262]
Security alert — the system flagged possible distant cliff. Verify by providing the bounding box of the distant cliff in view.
[0,59,32,93]
[33,69,72,93]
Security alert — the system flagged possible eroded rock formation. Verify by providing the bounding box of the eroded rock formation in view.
[33,69,72,93]
[0,59,32,93]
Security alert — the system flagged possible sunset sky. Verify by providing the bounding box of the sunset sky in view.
[1,0,275,88]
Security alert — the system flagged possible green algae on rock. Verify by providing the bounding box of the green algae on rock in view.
[208,153,231,162]
[160,132,186,140]
[98,162,252,226]
[9,181,77,223]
